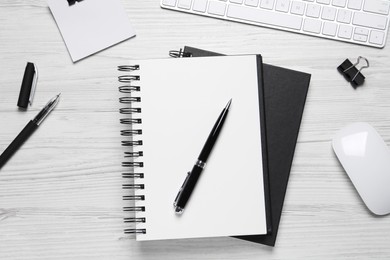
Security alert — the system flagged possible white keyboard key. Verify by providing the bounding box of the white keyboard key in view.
[230,0,243,3]
[260,0,275,9]
[337,9,352,23]
[363,0,390,15]
[338,24,353,38]
[303,18,322,33]
[178,0,192,9]
[162,0,177,6]
[322,21,337,36]
[355,27,368,36]
[369,30,385,45]
[347,0,362,10]
[227,4,303,29]
[208,1,226,15]
[322,6,337,20]
[193,0,208,12]
[332,0,346,7]
[353,12,388,30]
[306,3,321,17]
[275,0,291,12]
[317,0,330,4]
[245,0,259,7]
[353,33,367,42]
[291,1,306,15]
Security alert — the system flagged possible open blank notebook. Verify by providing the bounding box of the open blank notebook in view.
[118,55,269,241]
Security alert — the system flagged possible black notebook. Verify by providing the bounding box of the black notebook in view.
[171,46,311,246]
[119,55,271,241]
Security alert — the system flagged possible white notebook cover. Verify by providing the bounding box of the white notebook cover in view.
[48,0,135,62]
[128,55,267,241]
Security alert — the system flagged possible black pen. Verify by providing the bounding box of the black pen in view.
[0,94,61,170]
[174,99,232,214]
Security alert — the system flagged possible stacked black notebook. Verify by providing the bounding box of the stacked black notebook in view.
[119,47,311,245]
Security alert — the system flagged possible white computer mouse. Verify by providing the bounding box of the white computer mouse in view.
[332,122,390,216]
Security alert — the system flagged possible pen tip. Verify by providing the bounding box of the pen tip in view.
[226,98,232,109]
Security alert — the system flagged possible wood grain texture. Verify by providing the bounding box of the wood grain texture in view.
[1,0,390,259]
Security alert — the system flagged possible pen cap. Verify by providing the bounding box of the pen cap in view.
[18,62,37,109]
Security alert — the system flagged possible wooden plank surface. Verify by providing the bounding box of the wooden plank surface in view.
[0,0,390,259]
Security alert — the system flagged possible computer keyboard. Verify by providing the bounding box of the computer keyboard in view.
[161,0,390,48]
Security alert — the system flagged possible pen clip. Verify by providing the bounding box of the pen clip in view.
[29,63,38,106]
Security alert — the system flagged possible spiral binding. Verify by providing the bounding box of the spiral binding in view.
[169,48,192,58]
[118,64,146,235]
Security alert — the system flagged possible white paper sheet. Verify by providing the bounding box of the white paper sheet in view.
[48,0,136,62]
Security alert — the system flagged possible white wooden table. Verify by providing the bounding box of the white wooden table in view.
[1,1,390,259]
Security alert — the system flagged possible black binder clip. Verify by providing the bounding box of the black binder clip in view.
[17,62,38,109]
[337,56,369,88]
[67,0,83,6]
[169,48,192,58]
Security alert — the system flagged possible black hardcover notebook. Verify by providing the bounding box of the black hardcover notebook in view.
[172,46,311,246]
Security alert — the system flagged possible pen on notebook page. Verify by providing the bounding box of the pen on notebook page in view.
[173,99,232,214]
[0,94,61,170]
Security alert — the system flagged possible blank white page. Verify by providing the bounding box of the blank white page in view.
[130,55,267,241]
